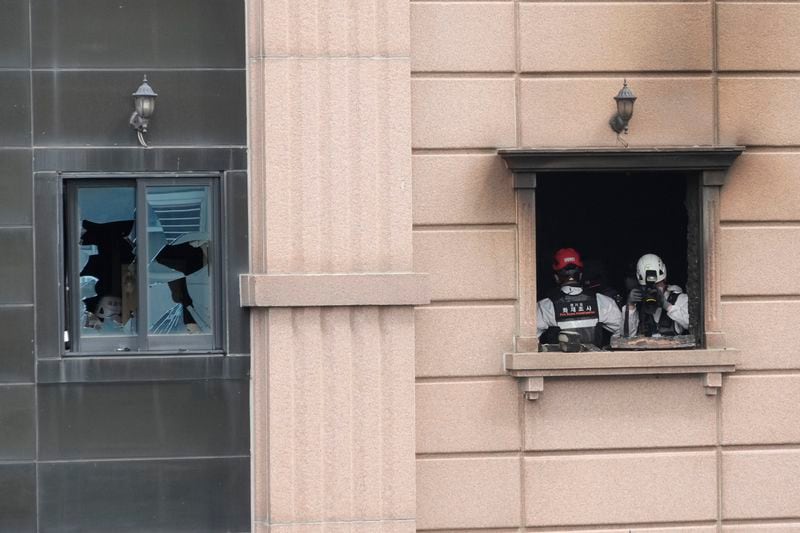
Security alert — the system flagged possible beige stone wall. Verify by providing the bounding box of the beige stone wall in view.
[246,2,418,532]
[411,2,800,531]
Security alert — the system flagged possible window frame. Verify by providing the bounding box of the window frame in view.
[497,147,744,399]
[61,172,225,356]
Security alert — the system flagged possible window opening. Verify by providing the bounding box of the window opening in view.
[64,176,220,354]
[535,171,701,350]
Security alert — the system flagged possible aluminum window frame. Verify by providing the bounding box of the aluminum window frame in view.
[62,173,223,356]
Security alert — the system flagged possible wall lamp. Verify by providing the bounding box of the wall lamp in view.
[129,75,158,147]
[609,79,636,135]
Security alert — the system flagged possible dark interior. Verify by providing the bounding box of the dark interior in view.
[536,171,691,302]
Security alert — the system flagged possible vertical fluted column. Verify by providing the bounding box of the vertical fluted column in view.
[245,1,417,532]
[703,170,726,349]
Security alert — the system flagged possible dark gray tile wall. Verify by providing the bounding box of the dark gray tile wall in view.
[31,0,245,69]
[0,385,35,459]
[34,148,247,173]
[0,150,33,226]
[0,4,35,530]
[0,72,32,146]
[33,173,61,360]
[32,71,246,147]
[39,380,249,460]
[38,457,250,533]
[224,171,250,355]
[0,307,35,381]
[0,228,34,304]
[0,0,250,530]
[0,463,36,531]
[0,0,29,68]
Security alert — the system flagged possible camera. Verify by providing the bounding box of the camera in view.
[641,269,660,315]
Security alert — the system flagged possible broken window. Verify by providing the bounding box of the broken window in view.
[64,177,220,354]
[535,171,701,350]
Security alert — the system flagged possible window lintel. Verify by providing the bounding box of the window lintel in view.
[498,146,745,179]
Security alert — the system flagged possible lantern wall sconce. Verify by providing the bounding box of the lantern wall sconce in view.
[129,76,158,147]
[609,79,636,135]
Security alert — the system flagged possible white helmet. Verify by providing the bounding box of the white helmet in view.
[636,253,667,285]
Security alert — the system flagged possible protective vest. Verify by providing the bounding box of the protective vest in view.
[546,288,603,346]
[638,291,681,337]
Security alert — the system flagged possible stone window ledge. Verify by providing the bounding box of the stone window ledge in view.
[504,349,737,400]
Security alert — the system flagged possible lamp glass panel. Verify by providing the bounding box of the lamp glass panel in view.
[618,99,634,120]
[136,96,156,118]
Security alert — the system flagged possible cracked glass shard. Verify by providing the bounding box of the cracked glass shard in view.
[146,186,212,335]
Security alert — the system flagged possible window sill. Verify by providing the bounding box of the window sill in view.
[504,349,737,400]
[37,354,250,384]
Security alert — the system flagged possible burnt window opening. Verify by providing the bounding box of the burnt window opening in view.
[535,171,702,347]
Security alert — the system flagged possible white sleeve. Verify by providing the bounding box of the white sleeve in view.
[620,304,639,337]
[597,293,623,335]
[536,298,557,337]
[667,292,690,331]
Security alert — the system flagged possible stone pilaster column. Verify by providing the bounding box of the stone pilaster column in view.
[244,2,425,532]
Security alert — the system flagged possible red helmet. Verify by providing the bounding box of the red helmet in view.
[552,248,583,271]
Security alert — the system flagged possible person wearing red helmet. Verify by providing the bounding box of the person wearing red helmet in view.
[537,247,622,348]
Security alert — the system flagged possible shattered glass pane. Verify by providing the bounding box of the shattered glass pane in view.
[146,186,212,335]
[77,186,137,337]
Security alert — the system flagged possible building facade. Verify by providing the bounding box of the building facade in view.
[1,0,799,531]
[0,1,250,531]
[245,1,800,532]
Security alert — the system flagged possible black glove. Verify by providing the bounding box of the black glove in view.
[657,288,670,310]
[627,288,642,305]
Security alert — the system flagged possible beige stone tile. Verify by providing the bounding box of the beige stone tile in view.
[519,3,711,72]
[525,376,717,451]
[412,154,515,226]
[720,78,800,146]
[411,2,515,72]
[525,452,717,525]
[416,457,520,530]
[721,153,800,222]
[412,79,516,149]
[722,376,800,445]
[721,227,800,296]
[413,229,516,301]
[252,311,271,522]
[268,307,416,523]
[719,4,800,71]
[376,307,418,520]
[536,526,717,533]
[257,0,409,57]
[262,58,412,273]
[415,305,515,378]
[724,525,800,532]
[267,521,416,533]
[247,58,269,271]
[723,450,800,519]
[722,301,800,369]
[417,530,517,533]
[246,0,264,60]
[519,78,714,147]
[416,379,520,453]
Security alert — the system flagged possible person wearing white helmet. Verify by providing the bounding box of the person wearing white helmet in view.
[621,253,690,337]
[537,247,622,348]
